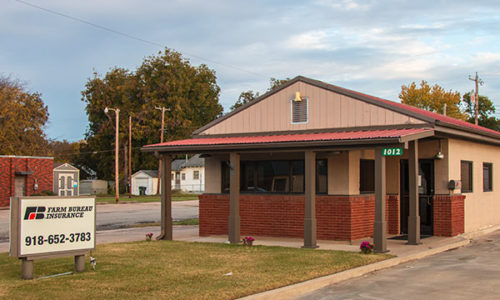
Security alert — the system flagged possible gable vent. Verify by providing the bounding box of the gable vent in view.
[291,98,308,123]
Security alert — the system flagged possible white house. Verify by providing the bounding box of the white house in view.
[171,155,205,193]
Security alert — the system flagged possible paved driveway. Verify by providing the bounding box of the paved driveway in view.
[297,230,500,300]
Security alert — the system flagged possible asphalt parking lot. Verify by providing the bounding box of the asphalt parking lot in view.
[297,230,500,300]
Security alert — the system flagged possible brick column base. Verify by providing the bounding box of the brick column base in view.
[433,194,465,237]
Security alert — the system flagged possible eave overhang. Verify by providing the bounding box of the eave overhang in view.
[142,128,435,155]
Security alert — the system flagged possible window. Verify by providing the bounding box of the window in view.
[316,159,328,194]
[483,163,492,192]
[461,161,473,193]
[291,98,308,123]
[181,173,186,181]
[193,170,200,180]
[221,159,327,194]
[360,160,375,193]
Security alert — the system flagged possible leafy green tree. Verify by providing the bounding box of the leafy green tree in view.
[81,48,223,180]
[462,92,500,130]
[268,77,291,91]
[0,76,50,155]
[230,77,291,111]
[230,90,260,111]
[399,81,467,120]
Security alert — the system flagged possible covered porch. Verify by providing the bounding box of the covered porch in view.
[142,127,465,253]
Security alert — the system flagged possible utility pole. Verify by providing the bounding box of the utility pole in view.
[155,106,170,195]
[469,72,484,125]
[105,107,120,203]
[129,115,132,199]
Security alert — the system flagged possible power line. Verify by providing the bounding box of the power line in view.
[14,0,266,78]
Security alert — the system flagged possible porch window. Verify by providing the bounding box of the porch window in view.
[360,159,375,193]
[483,163,492,192]
[461,161,473,193]
[221,159,327,194]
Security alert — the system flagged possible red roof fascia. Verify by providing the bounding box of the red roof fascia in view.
[145,128,431,148]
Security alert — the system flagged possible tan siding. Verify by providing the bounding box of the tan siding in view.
[201,82,426,135]
[447,138,500,232]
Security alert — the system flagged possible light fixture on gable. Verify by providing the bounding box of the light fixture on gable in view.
[294,91,303,102]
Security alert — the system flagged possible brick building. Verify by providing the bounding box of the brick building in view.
[142,76,500,252]
[0,156,54,207]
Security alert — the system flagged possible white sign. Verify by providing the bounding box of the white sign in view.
[16,197,95,256]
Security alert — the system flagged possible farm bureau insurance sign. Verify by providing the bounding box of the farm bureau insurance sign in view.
[11,197,95,257]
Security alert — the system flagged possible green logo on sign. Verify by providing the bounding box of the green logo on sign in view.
[382,148,403,156]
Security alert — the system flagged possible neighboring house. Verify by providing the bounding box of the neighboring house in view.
[80,180,107,195]
[0,155,53,207]
[171,159,184,190]
[53,163,80,196]
[131,170,158,195]
[170,155,205,192]
[143,76,500,251]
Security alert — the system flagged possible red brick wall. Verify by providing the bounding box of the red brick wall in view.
[387,194,400,235]
[199,194,400,241]
[0,157,53,207]
[433,194,465,237]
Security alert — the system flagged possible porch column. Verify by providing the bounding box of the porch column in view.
[408,140,421,244]
[374,148,387,253]
[303,150,318,248]
[228,152,240,244]
[158,154,172,240]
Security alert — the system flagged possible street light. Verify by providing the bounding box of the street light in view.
[105,107,120,204]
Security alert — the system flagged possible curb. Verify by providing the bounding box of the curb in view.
[240,238,470,300]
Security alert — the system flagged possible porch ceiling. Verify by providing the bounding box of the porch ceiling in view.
[142,128,434,154]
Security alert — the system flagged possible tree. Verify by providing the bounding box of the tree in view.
[399,81,467,120]
[81,48,223,180]
[0,76,50,155]
[462,92,500,130]
[268,77,291,91]
[48,139,81,163]
[230,77,291,111]
[230,90,260,111]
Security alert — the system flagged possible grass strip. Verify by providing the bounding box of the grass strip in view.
[0,241,391,299]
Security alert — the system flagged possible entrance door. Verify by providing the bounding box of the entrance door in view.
[400,159,434,235]
[14,176,26,197]
[59,173,74,196]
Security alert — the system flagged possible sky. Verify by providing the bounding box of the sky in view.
[2,0,500,142]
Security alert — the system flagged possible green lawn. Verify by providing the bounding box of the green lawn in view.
[0,241,391,299]
[96,193,198,204]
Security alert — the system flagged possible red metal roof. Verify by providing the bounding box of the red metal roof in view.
[145,128,432,148]
[332,84,500,137]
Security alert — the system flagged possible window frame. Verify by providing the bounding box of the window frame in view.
[221,159,327,194]
[290,98,308,124]
[181,173,186,181]
[461,160,473,193]
[483,162,493,192]
[193,170,200,180]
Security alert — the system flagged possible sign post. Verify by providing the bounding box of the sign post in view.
[10,196,96,279]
